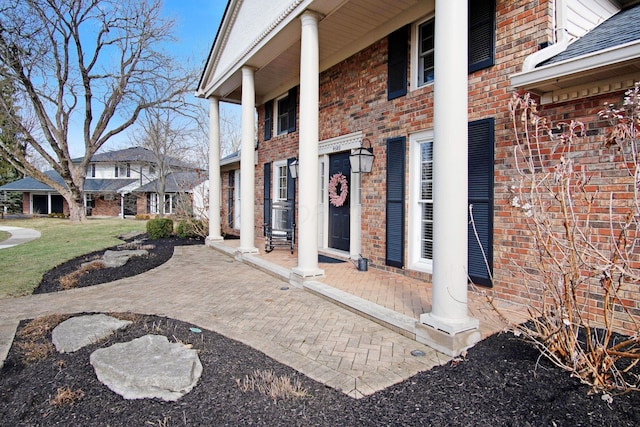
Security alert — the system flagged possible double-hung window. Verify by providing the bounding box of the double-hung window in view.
[264,87,297,140]
[418,19,435,87]
[411,0,495,90]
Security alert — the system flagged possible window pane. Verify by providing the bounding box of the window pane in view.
[277,97,289,134]
[418,19,435,86]
[419,140,434,261]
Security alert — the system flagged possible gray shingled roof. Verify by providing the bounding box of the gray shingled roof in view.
[0,170,63,191]
[542,4,640,66]
[73,147,194,169]
[0,170,136,193]
[134,171,207,193]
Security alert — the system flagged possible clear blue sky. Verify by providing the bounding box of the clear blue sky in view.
[161,0,227,69]
[87,0,234,156]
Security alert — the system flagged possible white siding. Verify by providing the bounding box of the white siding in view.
[213,0,300,83]
[566,0,619,39]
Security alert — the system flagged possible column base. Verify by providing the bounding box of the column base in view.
[236,247,259,255]
[420,312,479,335]
[205,235,224,246]
[415,319,481,357]
[290,267,325,287]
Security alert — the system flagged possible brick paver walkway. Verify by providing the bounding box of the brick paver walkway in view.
[0,246,447,398]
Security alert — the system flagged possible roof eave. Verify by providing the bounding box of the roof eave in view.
[510,40,640,91]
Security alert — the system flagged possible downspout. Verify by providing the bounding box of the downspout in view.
[522,0,570,71]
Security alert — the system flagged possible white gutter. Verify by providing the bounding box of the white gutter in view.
[511,40,640,88]
[521,0,570,72]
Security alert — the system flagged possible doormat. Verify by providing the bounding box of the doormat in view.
[318,254,346,264]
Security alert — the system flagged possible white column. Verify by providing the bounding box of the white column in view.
[292,11,324,279]
[420,0,478,334]
[239,67,258,253]
[206,96,223,243]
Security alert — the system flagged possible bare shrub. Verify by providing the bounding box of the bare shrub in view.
[236,369,308,401]
[59,260,105,290]
[49,386,85,407]
[497,89,640,393]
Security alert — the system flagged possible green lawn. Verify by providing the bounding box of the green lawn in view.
[0,217,147,298]
[0,230,9,243]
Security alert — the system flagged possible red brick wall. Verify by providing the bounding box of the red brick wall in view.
[253,1,638,330]
[22,193,30,215]
[92,196,121,217]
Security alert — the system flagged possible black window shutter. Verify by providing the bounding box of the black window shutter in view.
[386,136,406,268]
[387,26,408,101]
[264,100,273,141]
[228,171,234,227]
[263,163,271,235]
[467,118,494,287]
[287,86,297,133]
[468,0,495,73]
[286,157,296,230]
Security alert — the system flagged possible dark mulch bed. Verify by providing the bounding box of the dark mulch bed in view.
[33,234,204,294]
[2,237,640,425]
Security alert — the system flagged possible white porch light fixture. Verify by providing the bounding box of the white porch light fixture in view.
[349,138,375,173]
[288,158,299,179]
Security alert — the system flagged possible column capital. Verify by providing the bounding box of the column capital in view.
[300,10,323,23]
[241,65,257,75]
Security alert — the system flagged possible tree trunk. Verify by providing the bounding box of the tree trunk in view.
[65,189,87,222]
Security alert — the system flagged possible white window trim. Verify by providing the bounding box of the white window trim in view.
[408,129,434,273]
[233,169,241,230]
[271,159,288,234]
[410,15,435,92]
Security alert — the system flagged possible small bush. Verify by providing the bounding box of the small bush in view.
[176,219,204,238]
[146,218,174,239]
[47,212,67,219]
[135,214,151,220]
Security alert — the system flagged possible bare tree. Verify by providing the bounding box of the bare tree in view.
[0,0,195,221]
[188,102,242,172]
[132,106,194,218]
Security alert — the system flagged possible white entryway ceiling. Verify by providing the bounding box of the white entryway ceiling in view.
[211,0,433,104]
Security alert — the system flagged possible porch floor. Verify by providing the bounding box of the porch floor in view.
[211,238,527,342]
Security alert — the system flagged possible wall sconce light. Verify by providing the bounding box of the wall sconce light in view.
[349,138,375,173]
[288,158,299,179]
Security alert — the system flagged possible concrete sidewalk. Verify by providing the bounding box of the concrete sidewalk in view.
[0,226,41,249]
[0,245,448,398]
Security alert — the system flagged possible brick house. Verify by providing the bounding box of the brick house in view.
[0,147,206,218]
[198,0,640,353]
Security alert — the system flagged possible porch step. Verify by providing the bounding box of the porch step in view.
[207,242,418,340]
[303,281,417,340]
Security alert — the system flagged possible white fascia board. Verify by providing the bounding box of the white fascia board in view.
[197,0,314,100]
[511,40,640,89]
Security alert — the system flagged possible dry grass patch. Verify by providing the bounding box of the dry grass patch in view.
[109,312,142,323]
[59,259,105,290]
[17,341,54,364]
[236,369,308,401]
[16,314,67,342]
[15,314,68,364]
[49,386,85,407]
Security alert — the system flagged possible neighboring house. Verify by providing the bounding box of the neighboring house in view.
[198,0,640,353]
[0,147,207,217]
